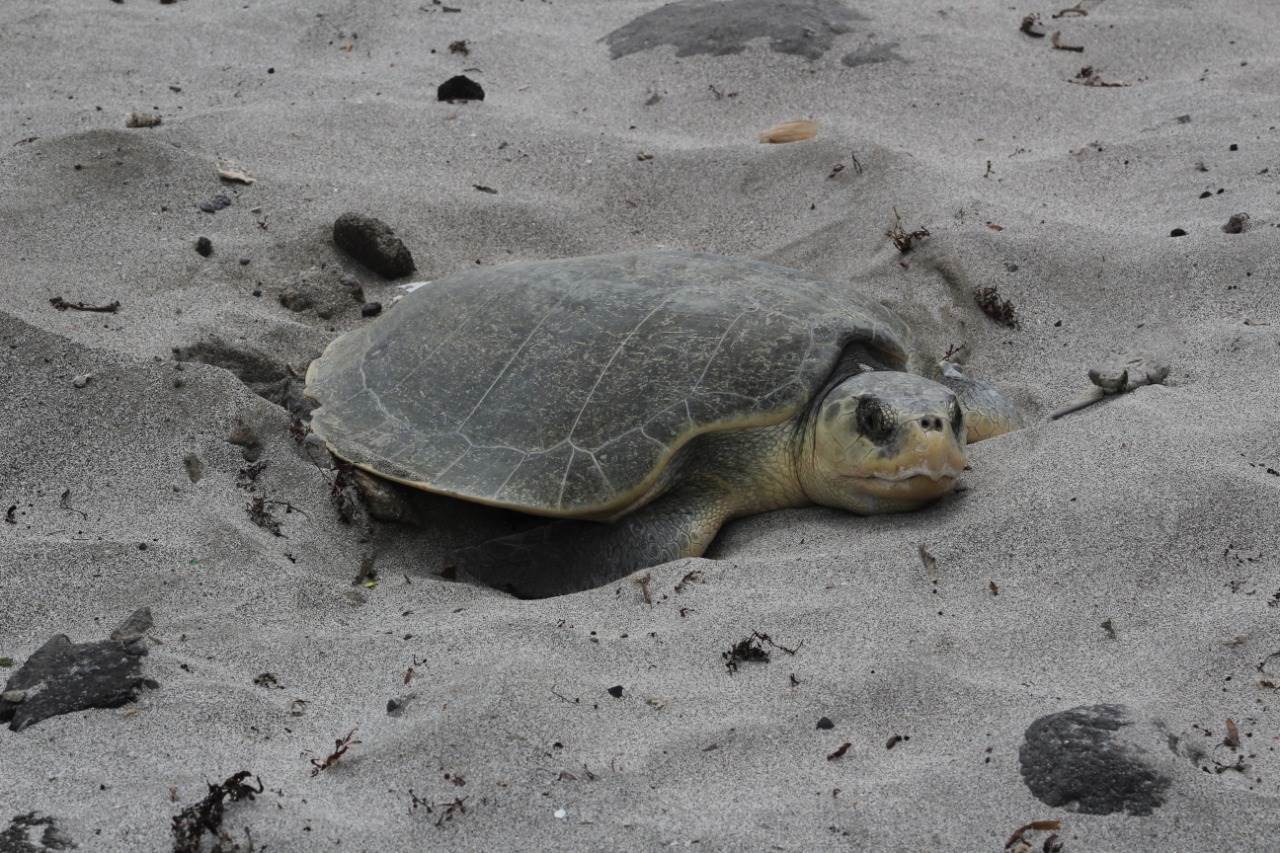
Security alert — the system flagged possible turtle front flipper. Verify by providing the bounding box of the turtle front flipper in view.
[446,488,729,599]
[938,361,1021,443]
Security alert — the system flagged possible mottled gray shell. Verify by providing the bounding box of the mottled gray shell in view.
[305,251,908,516]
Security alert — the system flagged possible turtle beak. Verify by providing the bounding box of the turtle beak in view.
[850,417,967,502]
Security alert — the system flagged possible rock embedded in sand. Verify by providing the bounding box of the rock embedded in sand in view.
[195,236,213,257]
[0,618,157,732]
[604,0,865,61]
[437,74,484,102]
[278,287,315,312]
[1018,704,1173,816]
[197,194,231,214]
[332,212,416,279]
[361,301,382,318]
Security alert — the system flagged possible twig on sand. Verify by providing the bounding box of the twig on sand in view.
[50,296,120,313]
[1051,31,1084,52]
[1052,2,1089,18]
[1069,66,1129,87]
[1050,353,1171,420]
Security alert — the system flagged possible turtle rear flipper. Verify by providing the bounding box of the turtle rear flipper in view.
[446,487,728,598]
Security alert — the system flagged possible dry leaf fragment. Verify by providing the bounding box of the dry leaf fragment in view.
[758,120,817,144]
[1224,718,1240,749]
[217,165,256,185]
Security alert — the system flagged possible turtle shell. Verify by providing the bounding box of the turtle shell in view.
[305,251,908,517]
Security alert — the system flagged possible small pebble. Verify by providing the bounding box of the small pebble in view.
[72,373,92,389]
[816,716,834,730]
[1169,228,1187,237]
[195,236,213,257]
[361,301,383,318]
[239,257,251,266]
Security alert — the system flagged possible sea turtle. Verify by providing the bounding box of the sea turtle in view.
[304,250,1019,597]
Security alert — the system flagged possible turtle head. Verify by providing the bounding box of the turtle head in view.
[799,371,966,514]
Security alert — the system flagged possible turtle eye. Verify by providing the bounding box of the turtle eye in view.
[855,396,894,444]
[950,401,964,436]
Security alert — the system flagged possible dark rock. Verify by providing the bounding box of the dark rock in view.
[197,194,231,214]
[194,236,213,257]
[437,75,485,102]
[840,42,904,67]
[0,622,156,732]
[605,0,865,61]
[1019,704,1172,816]
[361,301,383,318]
[387,694,416,717]
[278,288,315,312]
[1222,212,1250,234]
[1,812,77,851]
[1169,228,1187,237]
[606,685,624,698]
[332,212,416,279]
[110,607,153,643]
[816,716,834,730]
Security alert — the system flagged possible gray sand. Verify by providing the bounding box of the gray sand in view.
[2,0,1278,849]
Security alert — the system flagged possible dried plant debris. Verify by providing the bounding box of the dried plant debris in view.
[1052,2,1090,18]
[310,728,360,776]
[1004,819,1063,852]
[333,212,416,279]
[1051,31,1083,52]
[826,742,851,761]
[49,296,120,313]
[758,119,817,144]
[1,611,157,731]
[448,39,469,55]
[1,812,77,852]
[171,771,263,853]
[1070,66,1129,87]
[246,496,282,536]
[886,208,930,253]
[1019,14,1046,37]
[973,286,1017,327]
[722,631,802,673]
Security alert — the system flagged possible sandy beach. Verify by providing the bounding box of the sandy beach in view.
[2,0,1278,849]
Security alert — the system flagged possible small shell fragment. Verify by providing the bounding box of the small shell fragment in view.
[217,165,256,185]
[757,119,817,144]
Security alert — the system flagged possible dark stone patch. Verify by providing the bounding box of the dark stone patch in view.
[604,0,866,61]
[194,236,213,257]
[0,812,77,852]
[840,41,903,67]
[196,194,231,214]
[437,75,485,102]
[360,301,383,318]
[332,212,416,279]
[172,337,314,419]
[1019,704,1171,816]
[0,612,158,732]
